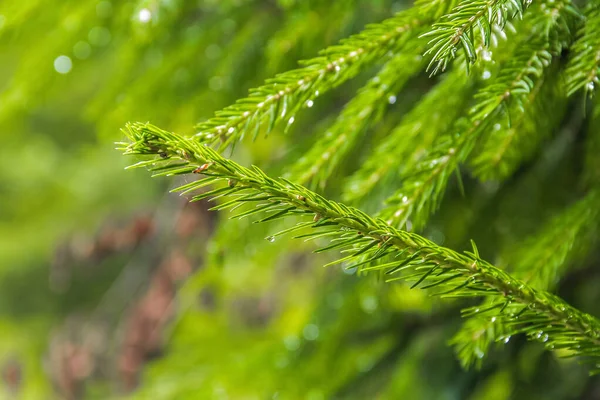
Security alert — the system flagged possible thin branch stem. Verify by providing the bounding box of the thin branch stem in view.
[119,122,600,371]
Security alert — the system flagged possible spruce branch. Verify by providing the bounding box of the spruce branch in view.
[381,36,556,229]
[565,4,600,96]
[468,0,579,180]
[119,122,600,374]
[342,68,473,203]
[470,69,566,181]
[191,7,431,151]
[286,45,425,189]
[452,189,600,369]
[420,0,532,74]
[380,2,575,229]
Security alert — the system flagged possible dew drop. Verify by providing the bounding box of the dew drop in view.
[360,295,378,314]
[481,49,493,61]
[388,95,397,104]
[54,55,72,74]
[503,336,511,344]
[266,236,275,243]
[306,100,314,108]
[288,116,295,125]
[586,81,595,92]
[88,26,111,46]
[283,335,300,351]
[475,347,485,359]
[209,76,224,91]
[343,265,357,275]
[303,324,320,341]
[482,70,491,80]
[205,45,222,61]
[138,8,152,23]
[73,41,92,60]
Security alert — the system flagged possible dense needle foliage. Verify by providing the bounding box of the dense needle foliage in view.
[2,0,600,398]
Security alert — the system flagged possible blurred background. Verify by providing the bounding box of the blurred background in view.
[1,0,599,399]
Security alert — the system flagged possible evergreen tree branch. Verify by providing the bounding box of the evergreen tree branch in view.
[286,45,425,189]
[380,2,576,229]
[470,69,566,181]
[191,7,433,151]
[119,122,600,374]
[342,68,473,203]
[420,0,532,74]
[565,4,600,96]
[452,189,600,369]
[469,0,579,180]
[380,37,555,229]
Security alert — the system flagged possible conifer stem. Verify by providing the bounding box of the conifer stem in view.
[121,122,600,359]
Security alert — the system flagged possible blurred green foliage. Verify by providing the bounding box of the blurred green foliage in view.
[1,0,599,399]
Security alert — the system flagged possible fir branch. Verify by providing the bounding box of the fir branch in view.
[452,189,600,369]
[191,7,430,151]
[468,0,579,180]
[420,0,532,74]
[119,122,600,374]
[380,2,575,229]
[470,70,566,181]
[342,68,473,203]
[381,36,556,229]
[467,37,559,122]
[451,313,513,368]
[286,46,425,189]
[565,4,600,96]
